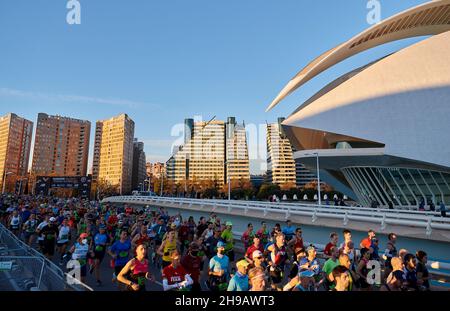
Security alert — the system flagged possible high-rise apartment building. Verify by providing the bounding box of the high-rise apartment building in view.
[0,113,33,192]
[267,117,317,187]
[31,113,90,177]
[226,117,250,181]
[131,139,147,191]
[266,118,297,186]
[166,117,250,186]
[147,162,165,179]
[92,114,135,195]
[296,161,317,188]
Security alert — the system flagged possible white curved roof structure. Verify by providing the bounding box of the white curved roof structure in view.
[283,29,450,168]
[266,0,450,111]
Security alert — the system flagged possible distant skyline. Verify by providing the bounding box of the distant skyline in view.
[0,0,428,174]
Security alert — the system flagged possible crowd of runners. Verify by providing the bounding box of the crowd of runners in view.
[0,194,434,291]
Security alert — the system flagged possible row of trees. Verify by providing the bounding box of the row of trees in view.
[93,177,344,202]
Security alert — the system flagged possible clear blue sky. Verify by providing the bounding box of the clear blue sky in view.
[0,0,427,174]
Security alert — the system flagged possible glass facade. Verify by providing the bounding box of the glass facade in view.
[342,166,450,208]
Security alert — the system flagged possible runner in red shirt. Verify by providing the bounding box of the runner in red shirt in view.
[107,211,118,232]
[360,229,376,249]
[287,228,304,255]
[245,235,264,265]
[180,242,202,291]
[162,250,193,291]
[178,220,190,254]
[241,223,255,250]
[324,232,339,259]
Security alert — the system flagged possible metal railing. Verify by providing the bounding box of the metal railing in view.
[0,223,92,291]
[102,196,450,237]
[102,195,450,288]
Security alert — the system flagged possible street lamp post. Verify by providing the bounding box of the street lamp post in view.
[304,152,321,206]
[2,171,14,195]
[315,152,321,206]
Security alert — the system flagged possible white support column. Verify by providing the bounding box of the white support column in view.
[342,169,366,205]
[428,171,445,204]
[406,169,427,205]
[377,168,404,206]
[344,168,371,207]
[417,169,435,204]
[385,169,411,207]
[356,167,384,206]
[439,172,450,193]
[364,167,389,206]
[397,169,418,207]
[352,168,375,206]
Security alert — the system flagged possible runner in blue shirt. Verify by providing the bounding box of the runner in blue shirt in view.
[208,241,230,291]
[282,220,296,242]
[92,224,110,286]
[227,259,250,291]
[108,230,132,287]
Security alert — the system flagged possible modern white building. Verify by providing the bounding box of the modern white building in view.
[267,0,450,208]
[166,117,250,187]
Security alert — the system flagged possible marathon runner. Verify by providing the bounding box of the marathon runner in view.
[68,233,90,284]
[244,235,264,266]
[267,232,288,291]
[117,243,154,291]
[108,230,131,287]
[91,224,110,286]
[158,229,178,269]
[22,213,38,246]
[227,259,250,291]
[208,241,230,292]
[248,266,266,291]
[330,266,351,291]
[221,221,235,263]
[40,217,59,260]
[181,242,203,291]
[241,223,255,250]
[9,210,21,236]
[356,247,372,290]
[299,245,321,290]
[256,221,269,246]
[57,218,71,265]
[162,250,193,291]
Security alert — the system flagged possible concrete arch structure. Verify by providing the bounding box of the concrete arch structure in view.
[268,1,450,209]
[267,0,450,111]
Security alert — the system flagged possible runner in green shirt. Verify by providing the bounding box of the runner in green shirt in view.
[221,221,235,262]
[322,246,340,290]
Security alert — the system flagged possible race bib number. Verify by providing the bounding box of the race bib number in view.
[119,251,129,258]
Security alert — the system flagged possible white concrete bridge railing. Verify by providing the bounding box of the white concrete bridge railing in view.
[102,196,450,236]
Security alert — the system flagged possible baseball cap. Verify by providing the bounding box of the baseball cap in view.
[217,241,226,248]
[80,233,89,239]
[252,250,263,259]
[225,221,233,227]
[99,224,107,230]
[236,259,250,269]
[49,217,57,222]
